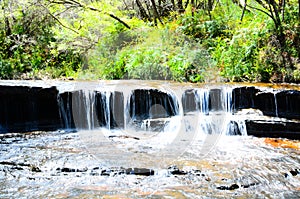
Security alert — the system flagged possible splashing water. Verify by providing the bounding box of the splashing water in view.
[0,80,300,198]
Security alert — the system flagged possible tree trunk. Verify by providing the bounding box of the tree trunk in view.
[240,0,247,21]
[177,0,184,13]
[207,0,213,19]
[170,0,176,9]
[298,0,300,19]
[191,0,195,16]
[281,0,285,21]
[136,0,150,21]
[150,0,163,25]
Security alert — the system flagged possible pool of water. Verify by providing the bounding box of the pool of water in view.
[1,128,299,198]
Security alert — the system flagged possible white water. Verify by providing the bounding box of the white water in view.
[1,81,300,198]
[59,84,243,135]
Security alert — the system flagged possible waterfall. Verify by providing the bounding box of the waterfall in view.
[274,92,278,117]
[194,88,209,115]
[83,90,96,130]
[103,92,111,129]
[57,92,73,130]
[1,80,299,139]
[56,85,249,137]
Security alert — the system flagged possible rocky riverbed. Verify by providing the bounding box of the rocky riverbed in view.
[1,130,300,198]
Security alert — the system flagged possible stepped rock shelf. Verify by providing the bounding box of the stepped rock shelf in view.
[0,80,300,139]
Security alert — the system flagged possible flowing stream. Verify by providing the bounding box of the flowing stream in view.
[0,80,299,198]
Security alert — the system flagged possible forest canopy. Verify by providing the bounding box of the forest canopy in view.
[0,0,299,82]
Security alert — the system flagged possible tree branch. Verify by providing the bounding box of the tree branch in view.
[40,3,79,34]
[47,0,131,29]
[247,4,275,20]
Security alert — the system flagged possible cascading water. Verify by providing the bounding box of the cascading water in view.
[191,86,244,136]
[57,84,249,139]
[57,93,73,130]
[0,80,300,198]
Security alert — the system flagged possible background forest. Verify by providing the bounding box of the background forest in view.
[0,0,299,82]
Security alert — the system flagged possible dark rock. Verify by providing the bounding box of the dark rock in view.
[61,90,124,130]
[253,92,277,117]
[290,169,299,176]
[125,168,154,176]
[109,91,124,129]
[241,183,258,188]
[0,161,31,167]
[246,120,300,139]
[217,184,239,190]
[108,135,140,140]
[209,89,223,112]
[11,166,24,170]
[57,167,87,173]
[0,86,61,133]
[57,92,75,129]
[232,87,258,112]
[275,90,300,119]
[129,89,179,120]
[100,169,111,176]
[191,169,202,176]
[182,89,197,114]
[31,166,41,172]
[233,87,300,120]
[99,168,125,176]
[227,121,241,136]
[168,166,187,175]
[61,168,76,172]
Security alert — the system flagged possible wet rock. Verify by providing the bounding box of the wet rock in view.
[59,90,124,130]
[31,166,41,172]
[284,169,299,177]
[232,87,258,112]
[57,167,88,173]
[233,86,300,120]
[253,92,277,117]
[290,169,299,176]
[108,135,140,140]
[0,161,32,167]
[100,169,112,176]
[209,89,223,112]
[241,183,259,188]
[217,184,239,190]
[254,90,300,119]
[11,166,24,170]
[191,169,202,176]
[129,89,179,120]
[227,121,241,136]
[168,166,187,175]
[125,168,154,176]
[275,91,300,119]
[108,91,124,129]
[246,120,300,139]
[57,92,75,129]
[182,89,197,114]
[0,86,61,133]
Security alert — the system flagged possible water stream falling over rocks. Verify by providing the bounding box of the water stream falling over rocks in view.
[0,80,300,198]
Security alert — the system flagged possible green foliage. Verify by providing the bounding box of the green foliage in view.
[176,11,229,40]
[0,0,299,83]
[0,0,82,79]
[83,27,216,82]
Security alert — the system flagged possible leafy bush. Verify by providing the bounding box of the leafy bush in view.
[83,26,217,82]
[0,1,82,79]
